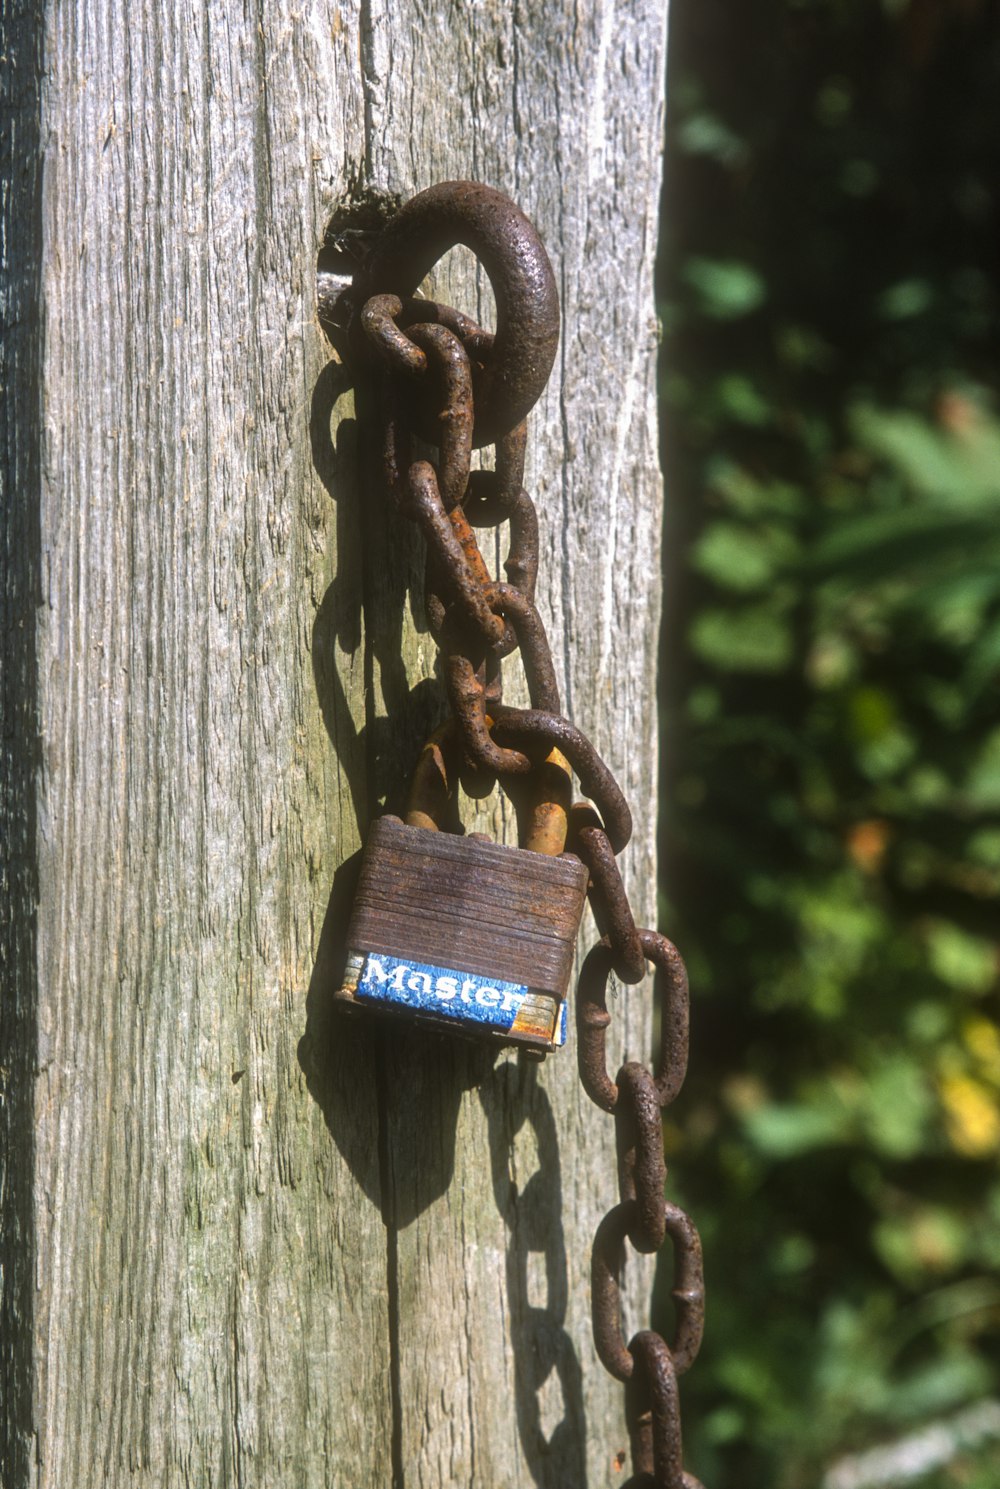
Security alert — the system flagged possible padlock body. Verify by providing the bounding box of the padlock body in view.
[336,815,589,1052]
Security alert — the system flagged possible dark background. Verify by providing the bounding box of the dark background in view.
[657,2,1000,1485]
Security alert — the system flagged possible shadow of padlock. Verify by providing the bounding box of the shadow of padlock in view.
[335,726,588,1056]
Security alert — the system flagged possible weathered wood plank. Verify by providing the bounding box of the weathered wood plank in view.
[363,3,669,1484]
[1,0,668,1484]
[1,5,46,1485]
[13,2,391,1483]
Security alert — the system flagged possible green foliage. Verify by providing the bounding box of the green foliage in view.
[658,4,1000,1486]
[681,258,768,319]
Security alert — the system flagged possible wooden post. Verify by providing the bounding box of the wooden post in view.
[1,2,668,1484]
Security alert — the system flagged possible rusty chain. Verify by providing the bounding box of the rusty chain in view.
[352,180,706,1488]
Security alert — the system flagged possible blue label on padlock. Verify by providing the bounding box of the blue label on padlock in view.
[556,998,568,1046]
[356,952,529,1030]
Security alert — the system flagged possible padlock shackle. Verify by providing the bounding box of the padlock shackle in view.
[404,721,572,857]
[513,745,572,857]
[404,725,458,833]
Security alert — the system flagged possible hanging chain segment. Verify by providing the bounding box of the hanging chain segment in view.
[354,180,706,1489]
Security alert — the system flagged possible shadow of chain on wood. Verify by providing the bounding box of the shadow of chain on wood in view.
[299,260,479,1219]
[480,1060,588,1489]
[307,350,446,837]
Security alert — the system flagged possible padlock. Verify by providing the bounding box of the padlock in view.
[335,728,588,1054]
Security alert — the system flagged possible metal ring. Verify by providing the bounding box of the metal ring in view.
[570,805,646,983]
[591,1201,705,1386]
[577,929,690,1113]
[489,585,560,712]
[628,1331,705,1489]
[403,323,475,510]
[491,707,633,853]
[358,181,559,446]
[617,1062,668,1253]
[407,463,504,645]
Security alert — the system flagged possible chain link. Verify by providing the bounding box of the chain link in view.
[356,180,706,1488]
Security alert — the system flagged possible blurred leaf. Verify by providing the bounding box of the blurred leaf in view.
[876,278,934,320]
[743,1101,851,1158]
[968,828,1000,868]
[676,111,750,167]
[716,374,772,425]
[847,687,916,779]
[883,1351,994,1418]
[860,1056,933,1159]
[964,729,1000,810]
[940,1074,1000,1157]
[805,634,856,690]
[848,686,897,741]
[682,257,767,319]
[926,921,996,995]
[964,1018,1000,1087]
[705,458,805,517]
[874,1207,966,1284]
[691,521,797,591]
[850,403,1000,506]
[966,616,1000,693]
[689,604,795,671]
[775,321,836,370]
[809,507,1000,579]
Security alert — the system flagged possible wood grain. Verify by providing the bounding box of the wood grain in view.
[346,815,588,995]
[1,5,45,1485]
[0,0,669,1484]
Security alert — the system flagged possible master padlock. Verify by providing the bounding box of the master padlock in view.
[335,729,589,1055]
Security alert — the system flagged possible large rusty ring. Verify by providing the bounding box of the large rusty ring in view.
[359,180,560,446]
